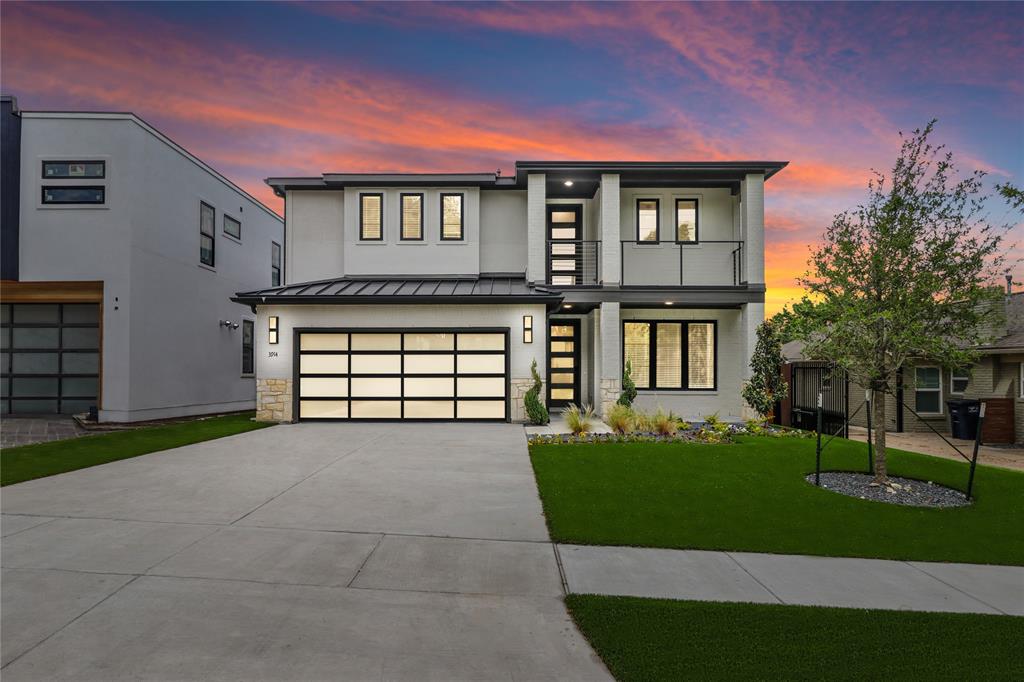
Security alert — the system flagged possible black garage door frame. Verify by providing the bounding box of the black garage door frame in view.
[292,326,511,423]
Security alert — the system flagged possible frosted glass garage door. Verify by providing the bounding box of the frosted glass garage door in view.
[297,329,507,421]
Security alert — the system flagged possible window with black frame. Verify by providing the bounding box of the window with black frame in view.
[200,202,215,266]
[623,320,716,390]
[241,320,254,375]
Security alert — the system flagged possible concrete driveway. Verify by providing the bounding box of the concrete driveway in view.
[1,423,608,681]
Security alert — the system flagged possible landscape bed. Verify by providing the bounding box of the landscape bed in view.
[566,595,1024,682]
[1,413,269,486]
[529,435,1024,565]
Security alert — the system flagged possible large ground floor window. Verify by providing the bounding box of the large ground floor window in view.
[622,320,716,391]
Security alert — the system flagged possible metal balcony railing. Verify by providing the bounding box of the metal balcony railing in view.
[546,240,601,288]
[620,240,744,287]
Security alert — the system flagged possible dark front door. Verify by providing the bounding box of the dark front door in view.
[547,319,580,408]
[547,204,583,287]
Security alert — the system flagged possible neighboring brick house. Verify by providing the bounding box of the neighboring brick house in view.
[782,288,1023,444]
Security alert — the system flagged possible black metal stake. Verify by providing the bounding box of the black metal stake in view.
[865,390,874,475]
[966,403,986,500]
[815,393,823,486]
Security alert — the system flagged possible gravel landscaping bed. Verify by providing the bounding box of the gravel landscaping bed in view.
[807,472,971,508]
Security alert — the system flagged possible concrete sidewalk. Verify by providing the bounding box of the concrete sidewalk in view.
[557,544,1024,616]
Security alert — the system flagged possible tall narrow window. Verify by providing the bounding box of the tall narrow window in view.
[271,242,282,286]
[360,193,383,240]
[687,323,715,389]
[401,193,423,240]
[441,193,464,240]
[623,322,651,389]
[224,214,241,239]
[200,202,215,266]
[914,366,941,414]
[637,199,659,242]
[676,199,698,243]
[656,323,683,388]
[241,320,254,375]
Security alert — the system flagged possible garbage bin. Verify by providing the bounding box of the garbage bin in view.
[947,399,981,439]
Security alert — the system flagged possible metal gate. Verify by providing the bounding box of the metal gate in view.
[790,362,848,436]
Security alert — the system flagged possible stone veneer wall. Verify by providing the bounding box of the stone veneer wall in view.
[257,379,293,422]
[599,378,620,417]
[509,378,535,422]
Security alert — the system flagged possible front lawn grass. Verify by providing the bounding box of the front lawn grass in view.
[530,436,1024,565]
[2,413,269,486]
[566,594,1024,681]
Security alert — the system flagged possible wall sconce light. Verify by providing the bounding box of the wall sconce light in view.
[269,316,279,345]
[523,315,533,344]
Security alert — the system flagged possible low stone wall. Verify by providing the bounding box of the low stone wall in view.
[599,378,620,416]
[257,379,293,422]
[509,378,534,422]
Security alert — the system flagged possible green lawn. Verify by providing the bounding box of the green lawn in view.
[2,413,269,486]
[566,595,1024,681]
[530,436,1024,565]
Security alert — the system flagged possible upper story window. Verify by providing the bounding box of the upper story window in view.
[42,161,105,178]
[200,202,215,267]
[360,193,383,240]
[41,187,105,205]
[271,242,282,286]
[914,366,941,414]
[622,320,716,391]
[441,193,464,240]
[636,199,659,242]
[401,193,423,240]
[224,214,241,240]
[676,199,698,243]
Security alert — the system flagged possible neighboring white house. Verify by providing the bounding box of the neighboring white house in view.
[0,96,284,422]
[236,161,786,423]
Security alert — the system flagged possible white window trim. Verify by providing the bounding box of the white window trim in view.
[950,368,970,395]
[1019,363,1024,399]
[914,365,943,415]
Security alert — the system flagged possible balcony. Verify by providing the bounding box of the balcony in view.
[620,240,744,287]
[546,240,601,288]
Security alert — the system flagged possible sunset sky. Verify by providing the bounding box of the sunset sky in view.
[2,1,1021,314]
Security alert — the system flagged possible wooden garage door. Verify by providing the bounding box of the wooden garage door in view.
[296,329,508,421]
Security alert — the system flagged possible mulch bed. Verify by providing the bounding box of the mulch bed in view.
[807,471,971,508]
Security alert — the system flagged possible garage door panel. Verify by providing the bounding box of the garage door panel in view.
[350,400,402,418]
[300,377,348,398]
[300,354,348,375]
[351,377,401,397]
[296,329,508,421]
[350,354,401,375]
[300,400,348,419]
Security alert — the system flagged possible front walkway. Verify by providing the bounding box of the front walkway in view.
[558,544,1023,616]
[1,423,608,680]
[847,426,1024,471]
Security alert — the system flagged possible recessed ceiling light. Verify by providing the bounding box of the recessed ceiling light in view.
[665,301,673,306]
[564,180,574,187]
[563,304,573,309]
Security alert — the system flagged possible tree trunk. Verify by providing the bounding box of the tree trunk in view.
[873,390,888,483]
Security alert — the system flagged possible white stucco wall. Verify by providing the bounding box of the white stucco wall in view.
[17,113,283,421]
[621,307,747,420]
[479,190,527,274]
[286,190,344,284]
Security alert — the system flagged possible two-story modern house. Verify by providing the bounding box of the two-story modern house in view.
[1,96,284,421]
[233,160,786,423]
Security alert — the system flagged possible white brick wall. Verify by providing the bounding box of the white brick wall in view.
[600,173,621,285]
[741,173,765,285]
[526,173,546,283]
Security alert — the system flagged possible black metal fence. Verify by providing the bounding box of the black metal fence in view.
[790,363,849,437]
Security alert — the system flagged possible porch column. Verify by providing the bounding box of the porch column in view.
[740,301,764,419]
[740,173,765,285]
[600,173,621,286]
[527,173,546,284]
[598,301,621,415]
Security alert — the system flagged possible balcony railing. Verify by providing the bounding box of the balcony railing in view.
[620,240,744,287]
[546,240,601,288]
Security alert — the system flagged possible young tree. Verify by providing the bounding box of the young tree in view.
[798,121,1008,482]
[741,319,789,420]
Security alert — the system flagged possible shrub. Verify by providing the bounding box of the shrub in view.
[617,360,637,407]
[524,360,549,425]
[697,417,733,444]
[632,410,654,433]
[744,417,768,434]
[564,403,595,435]
[702,412,722,427]
[650,408,678,436]
[605,404,635,434]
